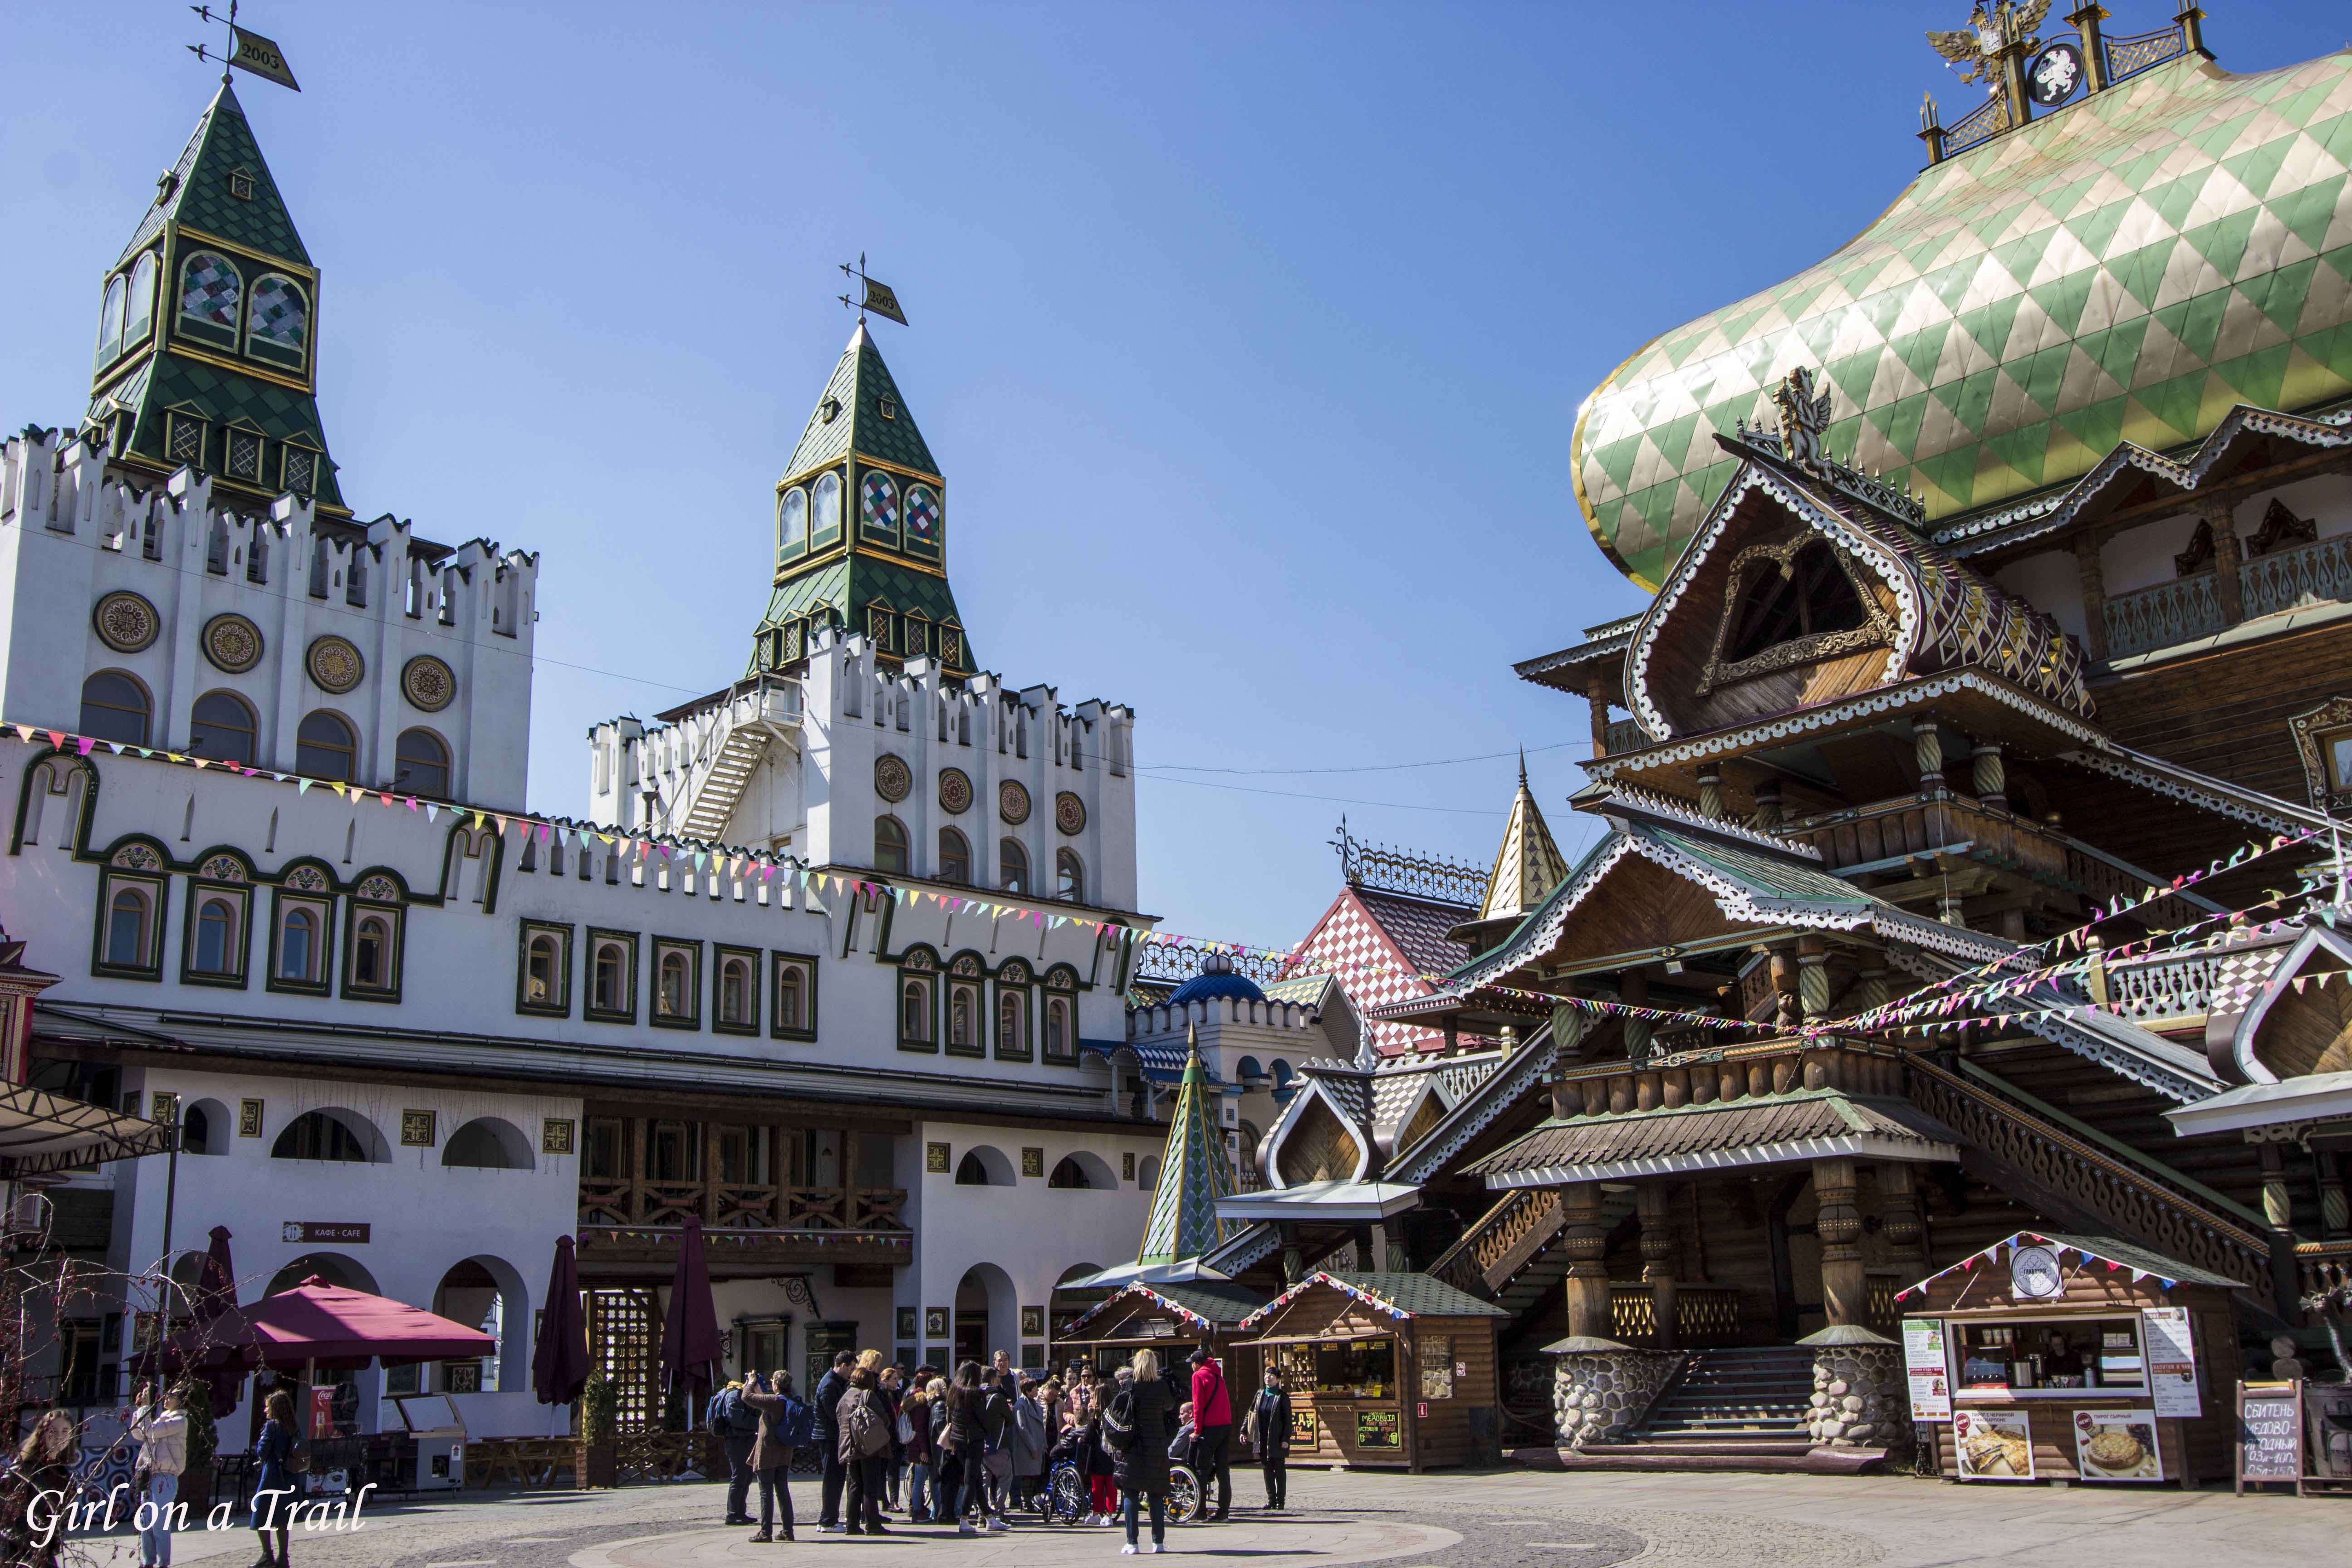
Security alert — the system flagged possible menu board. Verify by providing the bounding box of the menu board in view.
[1953,1409,2035,1480]
[2238,1383,2302,1486]
[2073,1409,2163,1482]
[1902,1319,1951,1421]
[1354,1408,1401,1450]
[2140,1307,2202,1419]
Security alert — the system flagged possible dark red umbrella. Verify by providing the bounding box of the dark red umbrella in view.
[192,1225,236,1323]
[659,1217,722,1400]
[532,1234,589,1406]
[157,1276,495,1374]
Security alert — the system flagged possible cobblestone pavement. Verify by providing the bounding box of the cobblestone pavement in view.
[63,1464,2351,1568]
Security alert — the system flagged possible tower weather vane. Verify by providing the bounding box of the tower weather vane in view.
[187,2,301,92]
[839,255,908,327]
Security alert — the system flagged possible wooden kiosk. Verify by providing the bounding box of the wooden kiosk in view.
[1052,1279,1268,1388]
[1896,1232,2243,1488]
[1238,1271,1506,1472]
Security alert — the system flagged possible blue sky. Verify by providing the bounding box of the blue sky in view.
[5,2,2344,949]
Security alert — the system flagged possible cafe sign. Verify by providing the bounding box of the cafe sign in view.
[283,1221,371,1244]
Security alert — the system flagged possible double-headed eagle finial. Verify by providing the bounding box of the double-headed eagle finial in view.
[1927,0,2051,92]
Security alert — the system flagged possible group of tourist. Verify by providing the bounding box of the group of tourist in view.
[704,1345,1298,1551]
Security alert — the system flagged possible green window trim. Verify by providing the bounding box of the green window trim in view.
[339,898,405,1003]
[261,887,334,998]
[91,870,169,981]
[713,944,762,1036]
[772,950,821,1042]
[584,928,640,1024]
[178,879,251,990]
[651,937,703,1031]
[516,920,574,1018]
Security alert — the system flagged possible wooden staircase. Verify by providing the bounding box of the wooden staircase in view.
[1555,1346,1822,1471]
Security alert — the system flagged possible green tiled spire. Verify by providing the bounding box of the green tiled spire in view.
[1136,1026,1235,1269]
[86,84,346,514]
[1573,49,2352,590]
[749,324,975,677]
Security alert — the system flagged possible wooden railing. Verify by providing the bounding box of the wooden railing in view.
[1609,1284,1743,1347]
[1430,1187,1563,1298]
[2243,533,2352,620]
[578,1180,908,1233]
[1794,791,2181,915]
[2297,1238,2352,1307]
[1907,1055,2269,1288]
[2105,570,2225,659]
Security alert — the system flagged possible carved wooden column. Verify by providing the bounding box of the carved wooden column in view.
[2073,534,2109,664]
[2317,1151,2348,1239]
[1796,934,1833,1023]
[1586,671,1612,762]
[1278,1222,1303,1285]
[1768,945,1801,1031]
[1550,1006,1596,1118]
[1637,1184,1679,1349]
[1696,766,1725,820]
[1813,1157,1867,1328]
[1560,1182,1613,1342]
[1912,720,1944,794]
[2209,500,2245,623]
[1971,742,2007,811]
[1878,1162,1930,1273]
[1752,780,1783,833]
[1849,959,1891,1019]
[2259,1142,2293,1231]
[1619,969,1654,1061]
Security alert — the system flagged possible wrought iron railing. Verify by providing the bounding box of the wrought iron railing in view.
[2244,533,2352,620]
[1944,93,2012,157]
[2104,21,2190,85]
[1334,820,1489,907]
[1907,1055,2269,1287]
[2104,569,2225,658]
[1131,942,1289,989]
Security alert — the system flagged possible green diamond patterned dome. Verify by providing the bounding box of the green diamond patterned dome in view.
[1573,50,2352,591]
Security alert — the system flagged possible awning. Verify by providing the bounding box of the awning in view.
[2165,1070,2352,1139]
[0,1084,176,1176]
[1215,1180,1421,1224]
[1467,1088,1958,1188]
[150,1276,495,1374]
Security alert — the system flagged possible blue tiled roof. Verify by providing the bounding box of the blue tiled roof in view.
[1166,970,1266,1006]
[1081,1038,1228,1086]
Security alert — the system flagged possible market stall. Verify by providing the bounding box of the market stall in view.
[1051,1279,1268,1389]
[1237,1271,1505,1472]
[1893,1233,2242,1488]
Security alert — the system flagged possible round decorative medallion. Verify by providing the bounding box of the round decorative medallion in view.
[305,635,365,694]
[402,654,455,712]
[93,590,160,653]
[937,767,972,815]
[2027,41,2084,108]
[1055,791,1087,836]
[998,779,1031,826]
[2010,1245,2064,1300]
[201,613,264,674]
[874,752,912,803]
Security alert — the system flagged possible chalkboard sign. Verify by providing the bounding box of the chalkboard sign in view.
[1355,1407,1401,1450]
[2236,1381,2303,1494]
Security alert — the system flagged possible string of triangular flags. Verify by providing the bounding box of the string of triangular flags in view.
[1890,1232,2181,1301]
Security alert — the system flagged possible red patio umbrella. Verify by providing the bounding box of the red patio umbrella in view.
[192,1225,236,1322]
[531,1235,588,1407]
[659,1217,722,1402]
[156,1276,495,1376]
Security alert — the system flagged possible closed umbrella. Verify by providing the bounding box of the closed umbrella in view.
[187,1225,242,1409]
[658,1216,722,1407]
[531,1235,588,1408]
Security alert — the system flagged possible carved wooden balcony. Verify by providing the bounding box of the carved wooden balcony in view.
[576,1179,912,1272]
[2104,570,2225,659]
[1793,790,2167,911]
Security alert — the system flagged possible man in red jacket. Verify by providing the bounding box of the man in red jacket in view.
[1187,1347,1235,1521]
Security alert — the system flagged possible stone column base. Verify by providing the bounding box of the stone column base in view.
[1544,1337,1681,1449]
[1797,1325,1910,1450]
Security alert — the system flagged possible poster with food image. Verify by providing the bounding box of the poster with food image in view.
[2308,1384,2352,1480]
[1954,1409,2035,1480]
[2073,1409,2163,1481]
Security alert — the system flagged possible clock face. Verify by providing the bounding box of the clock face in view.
[2011,1245,2064,1299]
[2028,43,2083,108]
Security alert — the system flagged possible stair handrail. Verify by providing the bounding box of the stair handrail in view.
[1906,1053,2271,1285]
[1429,1187,1553,1297]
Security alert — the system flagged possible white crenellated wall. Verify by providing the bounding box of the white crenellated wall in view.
[0,427,539,809]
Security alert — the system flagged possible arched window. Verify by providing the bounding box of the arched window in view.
[778,486,808,558]
[245,273,309,360]
[1045,996,1073,1061]
[525,935,558,1004]
[875,814,909,875]
[394,728,450,799]
[1049,1155,1091,1190]
[105,887,152,967]
[900,978,930,1042]
[442,1117,529,1169]
[179,250,240,329]
[278,906,318,982]
[351,914,392,989]
[593,942,628,1012]
[997,989,1025,1056]
[190,690,257,766]
[956,1151,990,1186]
[96,274,127,364]
[182,1102,216,1156]
[271,1110,374,1162]
[776,959,811,1034]
[938,828,970,885]
[296,710,357,781]
[811,471,842,540]
[1138,1154,1162,1190]
[1725,542,1867,662]
[658,950,689,1017]
[1056,848,1085,905]
[1000,839,1029,896]
[123,252,157,348]
[951,986,975,1049]
[80,672,151,746]
[191,896,238,974]
[719,957,751,1024]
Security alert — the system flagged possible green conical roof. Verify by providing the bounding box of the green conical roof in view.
[89,84,345,513]
[749,324,973,676]
[779,323,941,484]
[1136,1026,1235,1268]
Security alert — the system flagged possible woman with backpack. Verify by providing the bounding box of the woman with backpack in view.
[835,1351,893,1535]
[737,1369,809,1543]
[250,1387,299,1568]
[1101,1350,1176,1555]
